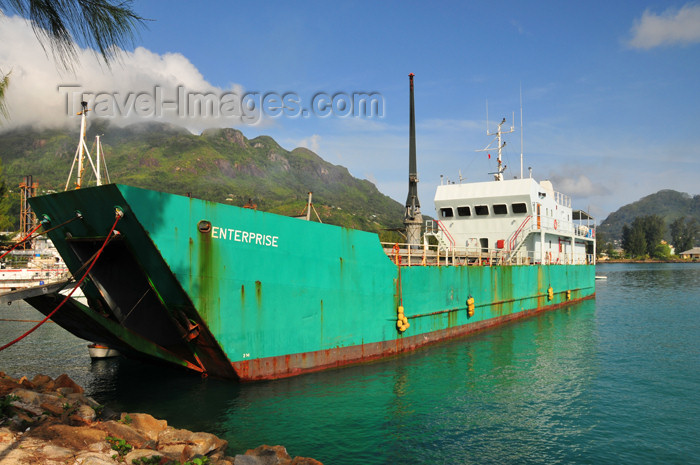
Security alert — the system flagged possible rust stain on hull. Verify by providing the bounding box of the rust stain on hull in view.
[232,294,595,381]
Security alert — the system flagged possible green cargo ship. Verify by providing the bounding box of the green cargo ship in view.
[24,75,595,380]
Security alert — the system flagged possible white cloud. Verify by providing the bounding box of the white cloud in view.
[548,173,610,198]
[297,134,321,153]
[627,3,700,49]
[0,15,252,132]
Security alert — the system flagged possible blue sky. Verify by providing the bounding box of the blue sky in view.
[2,1,700,221]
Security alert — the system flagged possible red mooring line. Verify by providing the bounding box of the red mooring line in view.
[0,223,43,261]
[0,213,122,352]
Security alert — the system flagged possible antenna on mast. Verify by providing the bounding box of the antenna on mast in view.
[477,111,515,181]
[519,84,524,179]
[95,135,111,184]
[486,99,489,134]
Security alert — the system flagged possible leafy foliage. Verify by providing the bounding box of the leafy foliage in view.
[670,217,698,254]
[106,435,133,457]
[0,0,145,68]
[639,215,666,256]
[0,394,19,420]
[621,215,670,258]
[131,456,162,465]
[621,222,645,258]
[0,71,9,120]
[0,122,406,240]
[598,189,700,244]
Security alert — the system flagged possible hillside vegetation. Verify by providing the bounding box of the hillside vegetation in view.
[597,189,700,243]
[0,121,405,240]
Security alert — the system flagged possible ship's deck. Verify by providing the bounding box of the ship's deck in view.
[382,242,596,267]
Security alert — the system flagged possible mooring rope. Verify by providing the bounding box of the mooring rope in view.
[0,214,82,261]
[0,223,43,261]
[36,214,82,237]
[0,211,122,352]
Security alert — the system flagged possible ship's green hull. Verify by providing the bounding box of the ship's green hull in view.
[27,184,595,380]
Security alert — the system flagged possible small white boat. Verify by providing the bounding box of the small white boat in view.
[87,343,120,359]
[595,275,607,280]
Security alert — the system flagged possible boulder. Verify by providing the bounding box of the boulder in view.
[74,454,117,465]
[122,412,168,441]
[28,423,107,451]
[236,444,293,465]
[157,426,227,461]
[55,387,75,396]
[11,388,41,405]
[291,458,324,465]
[0,377,21,397]
[67,393,101,409]
[124,448,170,464]
[39,401,65,417]
[37,443,74,460]
[71,404,97,424]
[96,420,155,449]
[31,374,55,390]
[10,399,44,416]
[54,374,84,394]
[1,373,325,465]
[17,376,35,390]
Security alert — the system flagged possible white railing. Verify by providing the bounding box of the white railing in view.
[424,219,454,252]
[382,242,540,267]
[554,191,571,208]
[395,211,596,268]
[381,242,595,267]
[507,215,533,252]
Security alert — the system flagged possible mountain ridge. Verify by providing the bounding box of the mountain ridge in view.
[0,121,405,239]
[597,189,700,242]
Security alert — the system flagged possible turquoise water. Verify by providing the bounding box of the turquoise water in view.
[1,263,700,464]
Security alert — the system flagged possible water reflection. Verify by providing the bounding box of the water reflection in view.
[5,265,700,464]
[0,298,600,464]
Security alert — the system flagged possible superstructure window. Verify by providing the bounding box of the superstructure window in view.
[493,204,507,215]
[512,203,528,214]
[475,205,489,216]
[440,207,454,218]
[457,206,471,217]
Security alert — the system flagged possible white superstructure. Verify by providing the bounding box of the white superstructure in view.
[425,117,596,265]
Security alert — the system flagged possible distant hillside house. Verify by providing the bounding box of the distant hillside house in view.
[679,247,700,259]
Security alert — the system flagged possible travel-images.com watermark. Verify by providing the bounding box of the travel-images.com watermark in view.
[58,85,384,124]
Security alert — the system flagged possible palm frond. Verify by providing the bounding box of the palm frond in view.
[0,0,146,69]
[0,70,10,121]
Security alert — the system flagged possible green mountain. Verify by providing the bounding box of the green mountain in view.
[598,189,700,241]
[0,121,406,240]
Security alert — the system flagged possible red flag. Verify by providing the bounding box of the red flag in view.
[488,153,491,159]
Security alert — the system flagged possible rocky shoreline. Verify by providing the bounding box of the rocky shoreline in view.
[0,372,322,465]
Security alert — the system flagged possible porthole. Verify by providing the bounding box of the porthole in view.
[198,220,212,233]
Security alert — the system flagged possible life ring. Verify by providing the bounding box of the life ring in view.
[553,220,558,230]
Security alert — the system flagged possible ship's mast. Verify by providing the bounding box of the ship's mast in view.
[19,175,37,250]
[65,101,106,191]
[404,73,422,246]
[477,113,515,181]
